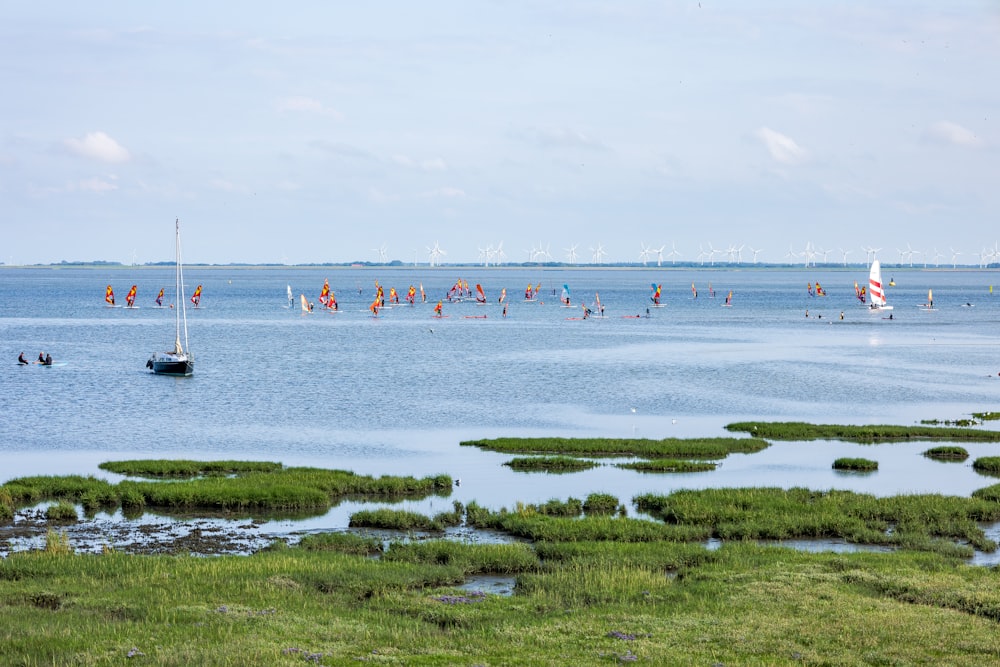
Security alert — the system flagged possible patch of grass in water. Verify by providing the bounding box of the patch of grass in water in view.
[972,457,1000,476]
[616,459,717,473]
[99,459,282,478]
[972,411,1000,422]
[462,436,769,458]
[833,458,878,472]
[923,446,969,461]
[502,456,599,472]
[726,421,1000,443]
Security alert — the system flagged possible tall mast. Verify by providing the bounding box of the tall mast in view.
[175,218,190,356]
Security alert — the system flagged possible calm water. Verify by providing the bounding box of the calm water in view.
[2,265,1000,518]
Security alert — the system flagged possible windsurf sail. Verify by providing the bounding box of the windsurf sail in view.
[691,283,697,299]
[650,283,662,305]
[927,289,934,308]
[498,287,507,304]
[854,281,865,303]
[156,288,164,307]
[725,290,733,306]
[595,292,603,316]
[287,284,293,308]
[406,285,416,305]
[807,283,815,296]
[560,284,571,306]
[190,285,202,307]
[369,296,380,316]
[475,283,486,303]
[708,282,715,298]
[300,294,311,313]
[126,285,137,307]
[105,285,115,305]
[534,283,541,297]
[869,260,887,309]
[816,282,825,296]
[419,283,426,302]
[389,287,399,304]
[319,279,330,306]
[524,283,533,300]
[434,300,443,316]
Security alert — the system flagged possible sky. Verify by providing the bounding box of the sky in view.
[2,1,999,266]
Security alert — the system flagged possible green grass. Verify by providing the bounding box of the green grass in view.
[99,459,283,478]
[616,458,717,473]
[502,456,600,472]
[462,436,769,458]
[923,446,970,461]
[833,457,879,472]
[634,487,1000,556]
[972,411,1000,422]
[972,457,1000,475]
[0,463,452,517]
[45,501,78,522]
[3,542,1000,664]
[726,421,1000,443]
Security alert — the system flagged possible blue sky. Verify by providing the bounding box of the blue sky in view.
[2,1,998,265]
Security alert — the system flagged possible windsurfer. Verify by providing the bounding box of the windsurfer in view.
[502,303,508,318]
[18,352,29,365]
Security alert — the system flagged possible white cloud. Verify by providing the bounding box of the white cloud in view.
[64,131,131,163]
[277,96,343,119]
[755,127,807,165]
[927,121,981,147]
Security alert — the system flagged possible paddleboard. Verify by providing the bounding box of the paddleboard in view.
[432,315,450,319]
[464,315,487,319]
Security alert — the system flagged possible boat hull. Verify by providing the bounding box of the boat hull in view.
[148,352,193,376]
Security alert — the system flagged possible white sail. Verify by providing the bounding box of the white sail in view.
[287,284,293,308]
[868,260,891,310]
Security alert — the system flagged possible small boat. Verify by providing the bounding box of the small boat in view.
[868,260,893,311]
[147,219,193,376]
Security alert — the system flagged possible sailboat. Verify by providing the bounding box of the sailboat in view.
[147,219,193,376]
[868,260,892,311]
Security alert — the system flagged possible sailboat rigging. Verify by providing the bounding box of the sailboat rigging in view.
[147,219,193,376]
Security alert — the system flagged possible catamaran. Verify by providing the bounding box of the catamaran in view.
[868,260,892,311]
[147,219,193,376]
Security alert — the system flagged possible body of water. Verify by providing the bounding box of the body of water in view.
[3,265,999,518]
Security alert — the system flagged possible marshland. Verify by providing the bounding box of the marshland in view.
[4,266,1000,663]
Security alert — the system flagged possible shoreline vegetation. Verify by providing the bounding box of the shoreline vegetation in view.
[5,421,1000,663]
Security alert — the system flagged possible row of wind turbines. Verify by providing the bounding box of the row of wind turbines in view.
[372,240,1000,268]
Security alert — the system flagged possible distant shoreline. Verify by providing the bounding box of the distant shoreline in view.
[0,263,994,272]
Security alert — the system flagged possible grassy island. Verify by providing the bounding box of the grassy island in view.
[726,421,1000,443]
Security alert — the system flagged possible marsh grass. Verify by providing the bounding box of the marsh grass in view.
[1,463,452,513]
[583,493,621,516]
[634,487,1000,556]
[99,459,282,478]
[350,508,447,531]
[502,456,599,472]
[833,457,878,472]
[45,501,78,522]
[726,421,1000,443]
[616,459,717,473]
[972,411,1000,422]
[296,532,384,556]
[461,436,769,458]
[923,446,970,461]
[5,532,1000,663]
[972,457,1000,475]
[43,528,72,554]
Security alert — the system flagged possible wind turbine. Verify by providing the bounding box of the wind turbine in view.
[373,244,388,263]
[838,248,852,266]
[950,248,962,268]
[748,247,762,264]
[494,241,506,266]
[591,243,607,264]
[564,244,579,264]
[653,245,666,267]
[667,242,681,264]
[427,241,445,267]
[638,242,651,266]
